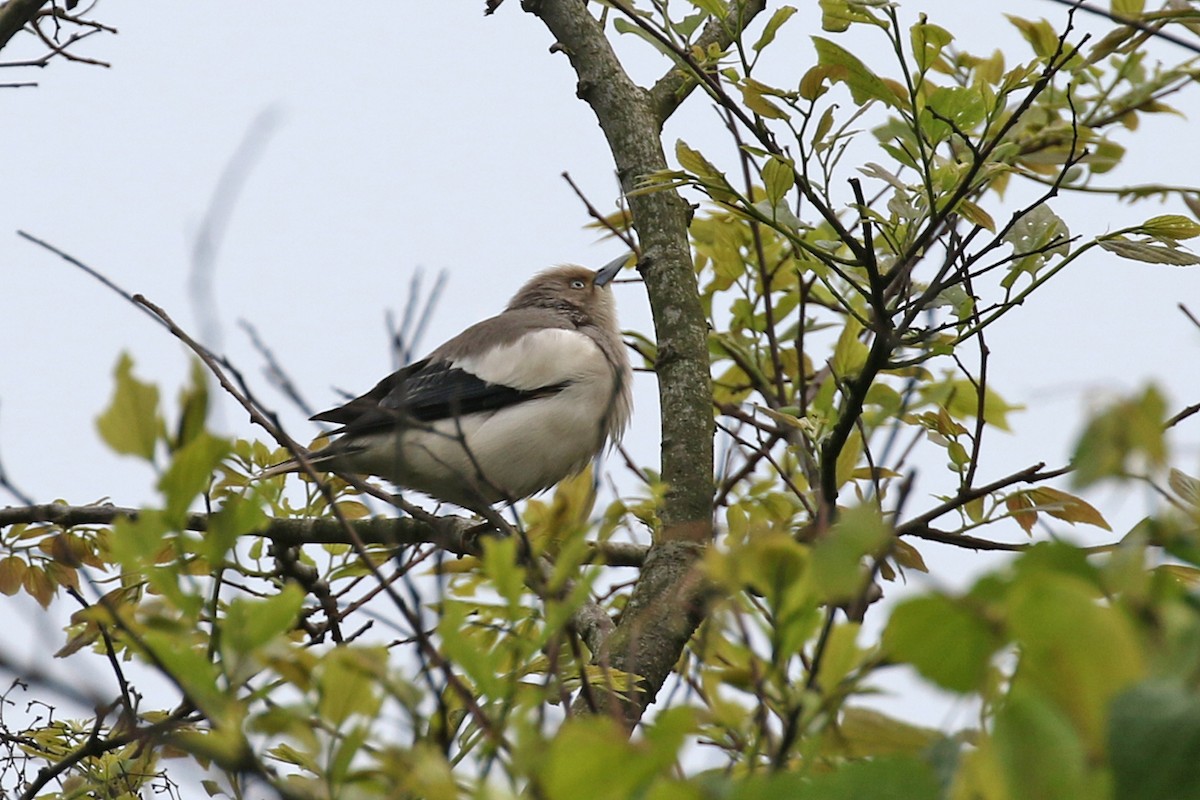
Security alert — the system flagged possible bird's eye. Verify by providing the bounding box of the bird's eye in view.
[571,279,587,290]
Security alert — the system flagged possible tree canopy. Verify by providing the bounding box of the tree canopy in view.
[3,1,1200,799]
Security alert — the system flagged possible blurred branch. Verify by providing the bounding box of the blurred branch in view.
[387,268,448,368]
[0,501,650,566]
[238,319,316,418]
[190,108,281,353]
[0,403,33,505]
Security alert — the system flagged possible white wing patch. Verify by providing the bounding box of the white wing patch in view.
[452,328,608,390]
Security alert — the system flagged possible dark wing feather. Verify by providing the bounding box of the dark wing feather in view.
[311,357,566,438]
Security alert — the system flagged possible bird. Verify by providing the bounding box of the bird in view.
[261,254,633,511]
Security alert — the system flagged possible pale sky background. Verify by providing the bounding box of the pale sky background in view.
[3,0,1200,733]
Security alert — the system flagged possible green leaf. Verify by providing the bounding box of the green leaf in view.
[142,628,227,719]
[1007,571,1145,750]
[676,139,721,182]
[317,647,385,727]
[198,494,266,564]
[910,20,953,73]
[834,707,942,758]
[481,535,526,606]
[675,139,737,203]
[812,505,889,601]
[224,583,305,654]
[956,199,996,233]
[685,0,726,19]
[1086,25,1138,64]
[1110,679,1200,800]
[96,352,162,461]
[544,718,669,800]
[753,5,796,51]
[994,688,1089,800]
[1071,385,1168,487]
[612,17,674,56]
[884,593,1000,693]
[1001,204,1071,287]
[923,378,1021,431]
[834,428,863,488]
[815,622,862,689]
[812,36,902,109]
[780,755,940,800]
[922,86,986,144]
[174,358,210,450]
[158,432,230,521]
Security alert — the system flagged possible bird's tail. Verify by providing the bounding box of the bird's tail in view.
[254,448,341,480]
[255,459,300,480]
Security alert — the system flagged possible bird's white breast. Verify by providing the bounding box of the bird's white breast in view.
[343,327,625,506]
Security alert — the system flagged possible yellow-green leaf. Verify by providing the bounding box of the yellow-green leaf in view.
[1141,214,1200,241]
[0,556,28,596]
[812,36,903,109]
[831,317,869,378]
[911,20,953,73]
[685,0,726,19]
[753,5,797,51]
[1007,571,1145,750]
[834,707,941,758]
[158,432,230,521]
[174,358,210,450]
[1111,0,1145,16]
[762,155,796,206]
[1027,487,1112,531]
[96,352,162,461]
[813,505,889,601]
[892,539,929,573]
[224,583,305,654]
[740,82,788,120]
[957,199,996,232]
[884,592,1000,692]
[1006,492,1038,535]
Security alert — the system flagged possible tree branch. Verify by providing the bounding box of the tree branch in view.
[521,0,723,729]
[0,501,649,566]
[647,0,767,127]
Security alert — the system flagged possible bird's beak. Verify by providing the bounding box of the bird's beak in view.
[594,252,632,287]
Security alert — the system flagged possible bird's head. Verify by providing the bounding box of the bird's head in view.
[507,254,629,329]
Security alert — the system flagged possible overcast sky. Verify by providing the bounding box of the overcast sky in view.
[4,1,1200,728]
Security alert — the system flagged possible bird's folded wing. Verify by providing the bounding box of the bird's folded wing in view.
[310,323,606,438]
[310,358,567,438]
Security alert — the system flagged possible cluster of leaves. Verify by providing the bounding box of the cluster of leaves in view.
[5,2,1200,799]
